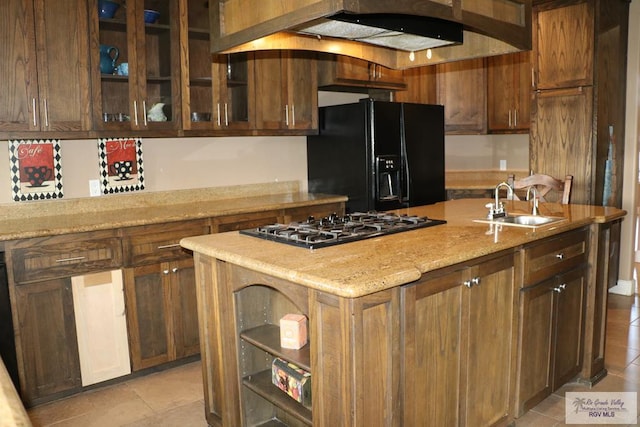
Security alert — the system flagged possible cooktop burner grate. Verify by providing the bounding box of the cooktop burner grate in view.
[239,211,446,249]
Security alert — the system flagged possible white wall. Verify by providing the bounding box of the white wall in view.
[618,0,640,292]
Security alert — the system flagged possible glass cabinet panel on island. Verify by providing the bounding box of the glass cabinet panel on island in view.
[89,0,181,132]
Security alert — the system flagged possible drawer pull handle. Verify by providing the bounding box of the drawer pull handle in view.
[55,256,86,263]
[157,243,181,250]
[555,253,564,260]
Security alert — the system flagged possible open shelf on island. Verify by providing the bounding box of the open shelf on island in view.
[243,370,312,426]
[240,324,310,371]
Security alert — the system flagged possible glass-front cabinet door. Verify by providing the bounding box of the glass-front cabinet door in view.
[212,53,255,130]
[180,0,213,131]
[90,0,180,132]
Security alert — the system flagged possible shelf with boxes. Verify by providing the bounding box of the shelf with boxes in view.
[236,285,312,426]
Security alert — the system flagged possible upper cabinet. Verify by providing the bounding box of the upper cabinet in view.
[436,58,487,134]
[394,67,437,105]
[487,51,532,133]
[212,53,256,130]
[180,0,213,132]
[530,0,629,206]
[212,51,319,134]
[0,0,92,135]
[255,51,318,132]
[317,54,406,92]
[533,1,594,90]
[89,0,181,133]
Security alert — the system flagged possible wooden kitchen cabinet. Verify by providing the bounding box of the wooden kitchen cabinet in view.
[533,1,594,90]
[124,257,199,370]
[0,0,91,136]
[180,0,214,132]
[5,229,123,406]
[11,278,82,406]
[530,0,629,206]
[531,86,594,204]
[487,51,531,133]
[89,0,181,132]
[517,267,586,415]
[516,228,588,415]
[317,54,406,91]
[255,51,318,132]
[212,53,256,130]
[582,219,622,383]
[122,220,208,370]
[436,58,487,134]
[402,250,516,427]
[394,66,437,104]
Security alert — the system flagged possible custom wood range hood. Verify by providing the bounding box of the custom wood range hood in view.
[210,0,532,69]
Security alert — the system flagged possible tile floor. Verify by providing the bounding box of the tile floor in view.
[28,294,640,427]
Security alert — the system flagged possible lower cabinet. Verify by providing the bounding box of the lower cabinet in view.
[123,258,199,370]
[516,228,589,416]
[12,278,82,406]
[402,251,517,427]
[516,266,586,415]
[121,220,209,370]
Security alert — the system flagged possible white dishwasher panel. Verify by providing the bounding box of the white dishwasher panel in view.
[72,270,131,386]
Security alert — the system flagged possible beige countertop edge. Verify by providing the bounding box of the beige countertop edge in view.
[0,358,31,426]
[0,193,347,242]
[181,199,628,299]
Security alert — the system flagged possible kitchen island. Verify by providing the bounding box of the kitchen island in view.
[180,199,626,427]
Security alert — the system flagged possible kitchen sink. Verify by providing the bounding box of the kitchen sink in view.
[473,214,566,228]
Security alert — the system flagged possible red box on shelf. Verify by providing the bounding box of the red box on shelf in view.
[271,357,311,407]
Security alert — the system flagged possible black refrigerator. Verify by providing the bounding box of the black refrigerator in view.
[307,99,445,213]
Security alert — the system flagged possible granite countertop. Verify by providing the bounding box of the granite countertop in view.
[181,198,627,298]
[0,358,31,426]
[0,181,346,242]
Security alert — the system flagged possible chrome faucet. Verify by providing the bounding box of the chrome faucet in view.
[526,186,539,216]
[487,182,514,219]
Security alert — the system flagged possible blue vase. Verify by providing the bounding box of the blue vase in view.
[99,45,119,74]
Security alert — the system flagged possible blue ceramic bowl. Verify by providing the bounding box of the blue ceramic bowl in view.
[98,0,119,18]
[143,9,160,24]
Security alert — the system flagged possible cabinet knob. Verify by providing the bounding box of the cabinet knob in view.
[172,267,178,273]
[163,269,170,275]
[464,277,481,288]
[553,284,566,293]
[556,253,564,260]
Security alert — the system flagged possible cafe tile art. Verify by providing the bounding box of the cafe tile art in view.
[9,139,63,202]
[98,137,145,195]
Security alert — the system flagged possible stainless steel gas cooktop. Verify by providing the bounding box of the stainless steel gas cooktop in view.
[239,212,446,249]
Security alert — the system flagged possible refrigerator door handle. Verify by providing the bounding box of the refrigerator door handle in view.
[400,122,411,203]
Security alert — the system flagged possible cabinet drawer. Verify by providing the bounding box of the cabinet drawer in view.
[522,228,588,287]
[122,220,210,266]
[9,231,123,284]
[211,211,281,233]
